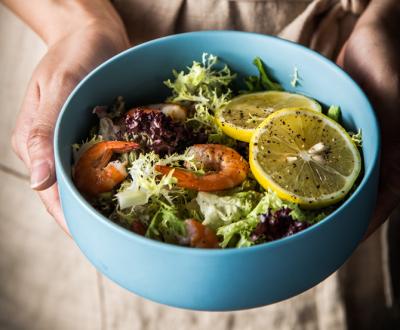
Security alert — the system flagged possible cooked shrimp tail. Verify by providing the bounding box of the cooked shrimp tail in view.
[185,219,219,248]
[73,141,139,196]
[155,144,249,191]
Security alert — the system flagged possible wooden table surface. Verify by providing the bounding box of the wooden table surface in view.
[2,3,387,329]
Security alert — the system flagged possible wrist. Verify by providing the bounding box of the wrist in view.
[2,0,127,47]
[44,1,127,47]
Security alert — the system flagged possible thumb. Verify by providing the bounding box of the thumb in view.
[28,70,82,190]
[28,117,57,190]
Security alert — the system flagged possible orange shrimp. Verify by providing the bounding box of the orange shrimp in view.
[73,141,139,196]
[155,144,249,191]
[185,219,219,248]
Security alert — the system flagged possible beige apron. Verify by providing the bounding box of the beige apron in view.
[110,1,399,328]
[113,0,368,58]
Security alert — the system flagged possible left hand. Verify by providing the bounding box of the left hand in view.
[11,18,130,234]
[337,0,400,237]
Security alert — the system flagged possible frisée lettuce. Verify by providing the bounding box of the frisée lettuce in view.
[164,53,235,135]
[116,151,198,209]
[196,191,261,230]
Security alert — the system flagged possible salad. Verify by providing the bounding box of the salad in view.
[72,54,362,249]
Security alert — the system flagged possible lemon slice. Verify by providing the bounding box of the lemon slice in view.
[249,108,361,208]
[216,91,321,142]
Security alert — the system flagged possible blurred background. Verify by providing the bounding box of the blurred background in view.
[0,3,396,330]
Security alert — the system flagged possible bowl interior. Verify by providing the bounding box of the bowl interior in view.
[55,30,379,245]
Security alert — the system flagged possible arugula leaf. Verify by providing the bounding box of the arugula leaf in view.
[244,57,283,92]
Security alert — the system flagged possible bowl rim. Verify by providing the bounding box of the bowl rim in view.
[54,30,381,256]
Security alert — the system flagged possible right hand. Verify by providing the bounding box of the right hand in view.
[11,20,130,233]
[337,0,400,237]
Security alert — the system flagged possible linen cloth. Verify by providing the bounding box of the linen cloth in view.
[110,0,399,328]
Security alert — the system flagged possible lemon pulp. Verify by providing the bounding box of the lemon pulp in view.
[216,91,321,142]
[249,108,361,208]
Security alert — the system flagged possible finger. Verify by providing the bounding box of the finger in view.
[27,117,57,190]
[28,71,80,191]
[12,78,41,168]
[37,183,70,236]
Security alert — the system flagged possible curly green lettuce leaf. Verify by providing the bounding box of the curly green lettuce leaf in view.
[196,191,262,230]
[164,53,236,134]
[349,129,362,147]
[116,150,197,210]
[145,203,187,244]
[244,57,283,92]
[216,189,325,248]
[216,190,285,248]
[217,218,256,248]
[164,53,235,101]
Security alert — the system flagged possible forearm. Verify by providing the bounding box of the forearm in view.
[1,0,126,46]
[370,0,400,11]
[362,0,400,26]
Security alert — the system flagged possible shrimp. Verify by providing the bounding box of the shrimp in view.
[155,144,249,191]
[185,219,219,248]
[126,103,187,122]
[73,141,139,196]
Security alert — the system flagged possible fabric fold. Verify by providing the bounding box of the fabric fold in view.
[279,0,369,59]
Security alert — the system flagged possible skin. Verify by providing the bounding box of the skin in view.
[2,0,130,234]
[336,0,400,237]
[2,0,399,237]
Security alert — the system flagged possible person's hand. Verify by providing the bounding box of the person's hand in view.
[337,0,400,237]
[10,5,130,233]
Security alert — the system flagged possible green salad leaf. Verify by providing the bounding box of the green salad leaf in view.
[327,105,341,123]
[164,53,236,135]
[350,129,362,147]
[244,57,283,92]
[290,66,300,87]
[216,190,286,248]
[164,53,235,103]
[196,191,262,230]
[116,151,197,210]
[216,189,324,248]
[145,203,187,244]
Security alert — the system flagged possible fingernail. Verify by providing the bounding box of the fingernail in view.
[30,161,51,190]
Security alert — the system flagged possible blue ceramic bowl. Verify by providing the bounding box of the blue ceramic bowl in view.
[55,31,380,311]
